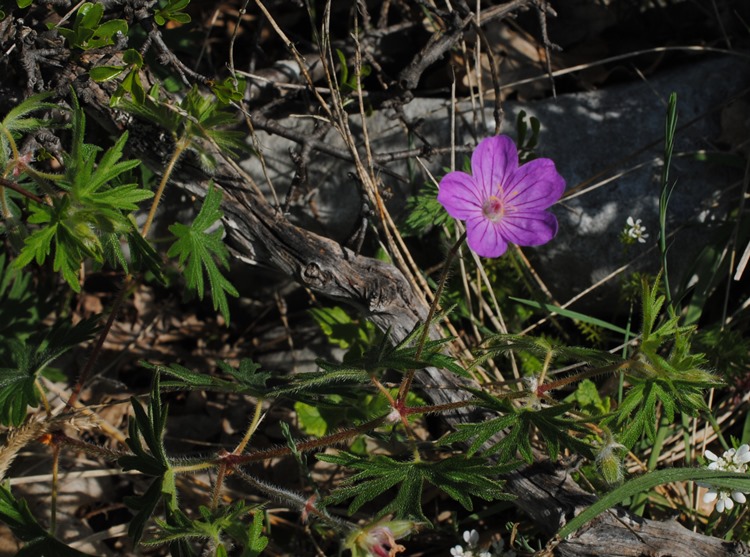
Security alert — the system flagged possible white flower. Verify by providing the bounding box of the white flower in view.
[702,444,750,513]
[463,530,480,548]
[451,545,467,557]
[625,216,649,243]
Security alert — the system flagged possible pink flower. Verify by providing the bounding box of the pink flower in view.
[345,520,415,557]
[437,135,565,257]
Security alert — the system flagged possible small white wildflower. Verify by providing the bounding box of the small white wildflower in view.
[702,444,750,513]
[625,216,649,243]
[450,545,467,557]
[463,530,480,548]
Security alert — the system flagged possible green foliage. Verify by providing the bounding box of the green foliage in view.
[210,76,246,104]
[167,184,238,323]
[0,253,52,344]
[120,85,247,169]
[335,48,371,94]
[283,321,469,397]
[438,388,594,463]
[13,94,152,290]
[154,0,192,26]
[145,504,268,557]
[0,483,91,556]
[310,305,376,353]
[401,178,453,237]
[119,375,177,545]
[90,49,146,106]
[318,451,514,524]
[0,317,98,426]
[57,2,128,50]
[557,468,750,540]
[570,379,611,415]
[0,91,57,170]
[608,277,722,448]
[148,358,273,398]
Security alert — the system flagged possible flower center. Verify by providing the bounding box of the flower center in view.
[482,195,504,222]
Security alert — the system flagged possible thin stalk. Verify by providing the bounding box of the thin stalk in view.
[0,176,44,205]
[141,136,189,239]
[67,280,132,407]
[658,93,678,312]
[398,232,466,403]
[34,379,51,418]
[233,400,265,455]
[50,443,60,535]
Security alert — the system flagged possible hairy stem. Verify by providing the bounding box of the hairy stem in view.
[398,231,466,404]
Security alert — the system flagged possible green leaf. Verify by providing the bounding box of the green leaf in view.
[167,184,238,323]
[14,92,149,290]
[0,318,99,426]
[0,483,92,556]
[319,452,514,524]
[90,65,125,82]
[557,468,750,540]
[119,374,175,544]
[509,297,629,336]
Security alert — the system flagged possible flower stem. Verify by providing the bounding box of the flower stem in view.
[397,232,466,404]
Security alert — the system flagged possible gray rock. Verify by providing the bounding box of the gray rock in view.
[241,55,750,312]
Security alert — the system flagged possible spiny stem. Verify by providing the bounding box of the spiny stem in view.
[234,468,354,532]
[210,462,229,510]
[221,415,388,467]
[0,176,44,205]
[537,360,633,395]
[398,232,466,404]
[49,432,126,461]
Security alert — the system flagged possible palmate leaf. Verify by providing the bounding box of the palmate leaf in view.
[144,502,267,557]
[0,318,99,426]
[318,452,514,524]
[119,375,177,544]
[439,401,594,464]
[167,184,238,323]
[0,91,58,168]
[0,483,92,556]
[14,93,151,290]
[145,359,274,398]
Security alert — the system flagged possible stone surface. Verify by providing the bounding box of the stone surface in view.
[241,55,750,312]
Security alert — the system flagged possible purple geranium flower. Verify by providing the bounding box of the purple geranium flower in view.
[437,135,565,258]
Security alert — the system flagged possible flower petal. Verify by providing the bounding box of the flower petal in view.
[703,490,718,503]
[736,444,750,464]
[503,158,565,211]
[498,210,558,247]
[438,171,484,220]
[705,450,719,462]
[471,136,518,198]
[466,215,508,258]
